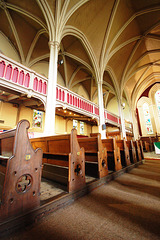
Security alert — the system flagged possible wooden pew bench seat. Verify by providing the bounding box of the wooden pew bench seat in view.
[31,129,85,193]
[0,120,42,222]
[78,134,108,178]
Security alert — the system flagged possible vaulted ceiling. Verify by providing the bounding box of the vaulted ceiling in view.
[0,0,160,110]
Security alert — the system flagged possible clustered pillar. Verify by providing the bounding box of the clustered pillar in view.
[44,41,59,136]
[98,81,106,139]
[118,99,126,139]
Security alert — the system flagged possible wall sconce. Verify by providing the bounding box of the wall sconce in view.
[58,59,63,65]
[57,59,64,68]
[121,102,125,110]
[60,59,63,64]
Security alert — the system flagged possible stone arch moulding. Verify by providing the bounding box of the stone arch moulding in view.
[149,83,160,105]
[137,96,156,136]
[137,96,152,108]
[61,26,98,82]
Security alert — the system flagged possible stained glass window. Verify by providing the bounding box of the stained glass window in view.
[143,103,153,134]
[80,121,84,134]
[73,119,78,129]
[155,90,160,120]
[32,110,43,128]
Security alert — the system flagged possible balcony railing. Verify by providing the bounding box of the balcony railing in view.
[104,109,121,126]
[0,53,122,127]
[56,84,100,118]
[0,54,48,104]
[125,120,133,133]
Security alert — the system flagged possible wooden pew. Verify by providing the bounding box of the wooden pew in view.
[133,140,142,162]
[0,120,42,221]
[140,136,154,152]
[116,139,131,167]
[77,134,108,178]
[142,141,150,152]
[106,131,121,140]
[126,140,137,164]
[102,138,122,171]
[31,129,85,193]
[138,140,144,160]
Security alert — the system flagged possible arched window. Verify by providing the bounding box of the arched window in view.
[143,103,153,134]
[155,90,160,121]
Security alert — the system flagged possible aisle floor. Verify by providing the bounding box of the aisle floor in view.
[3,159,160,240]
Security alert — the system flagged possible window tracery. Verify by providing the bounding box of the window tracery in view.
[155,90,160,121]
[143,103,153,134]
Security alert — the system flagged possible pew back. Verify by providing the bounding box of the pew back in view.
[140,136,156,152]
[143,141,150,152]
[31,129,85,192]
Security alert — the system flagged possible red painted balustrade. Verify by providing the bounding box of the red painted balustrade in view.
[0,54,123,127]
[0,57,47,95]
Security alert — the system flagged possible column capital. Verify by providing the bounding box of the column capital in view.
[48,41,60,50]
[117,97,122,103]
[98,80,103,85]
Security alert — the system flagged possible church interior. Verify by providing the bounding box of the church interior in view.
[0,0,160,239]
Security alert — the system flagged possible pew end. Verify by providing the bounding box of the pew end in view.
[102,138,122,172]
[78,133,108,179]
[116,139,131,167]
[133,140,142,162]
[126,140,137,164]
[0,120,42,222]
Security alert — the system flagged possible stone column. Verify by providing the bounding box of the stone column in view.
[118,99,126,139]
[98,81,106,139]
[44,41,59,136]
[131,107,140,140]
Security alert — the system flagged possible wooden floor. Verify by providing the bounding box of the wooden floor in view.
[1,156,160,240]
